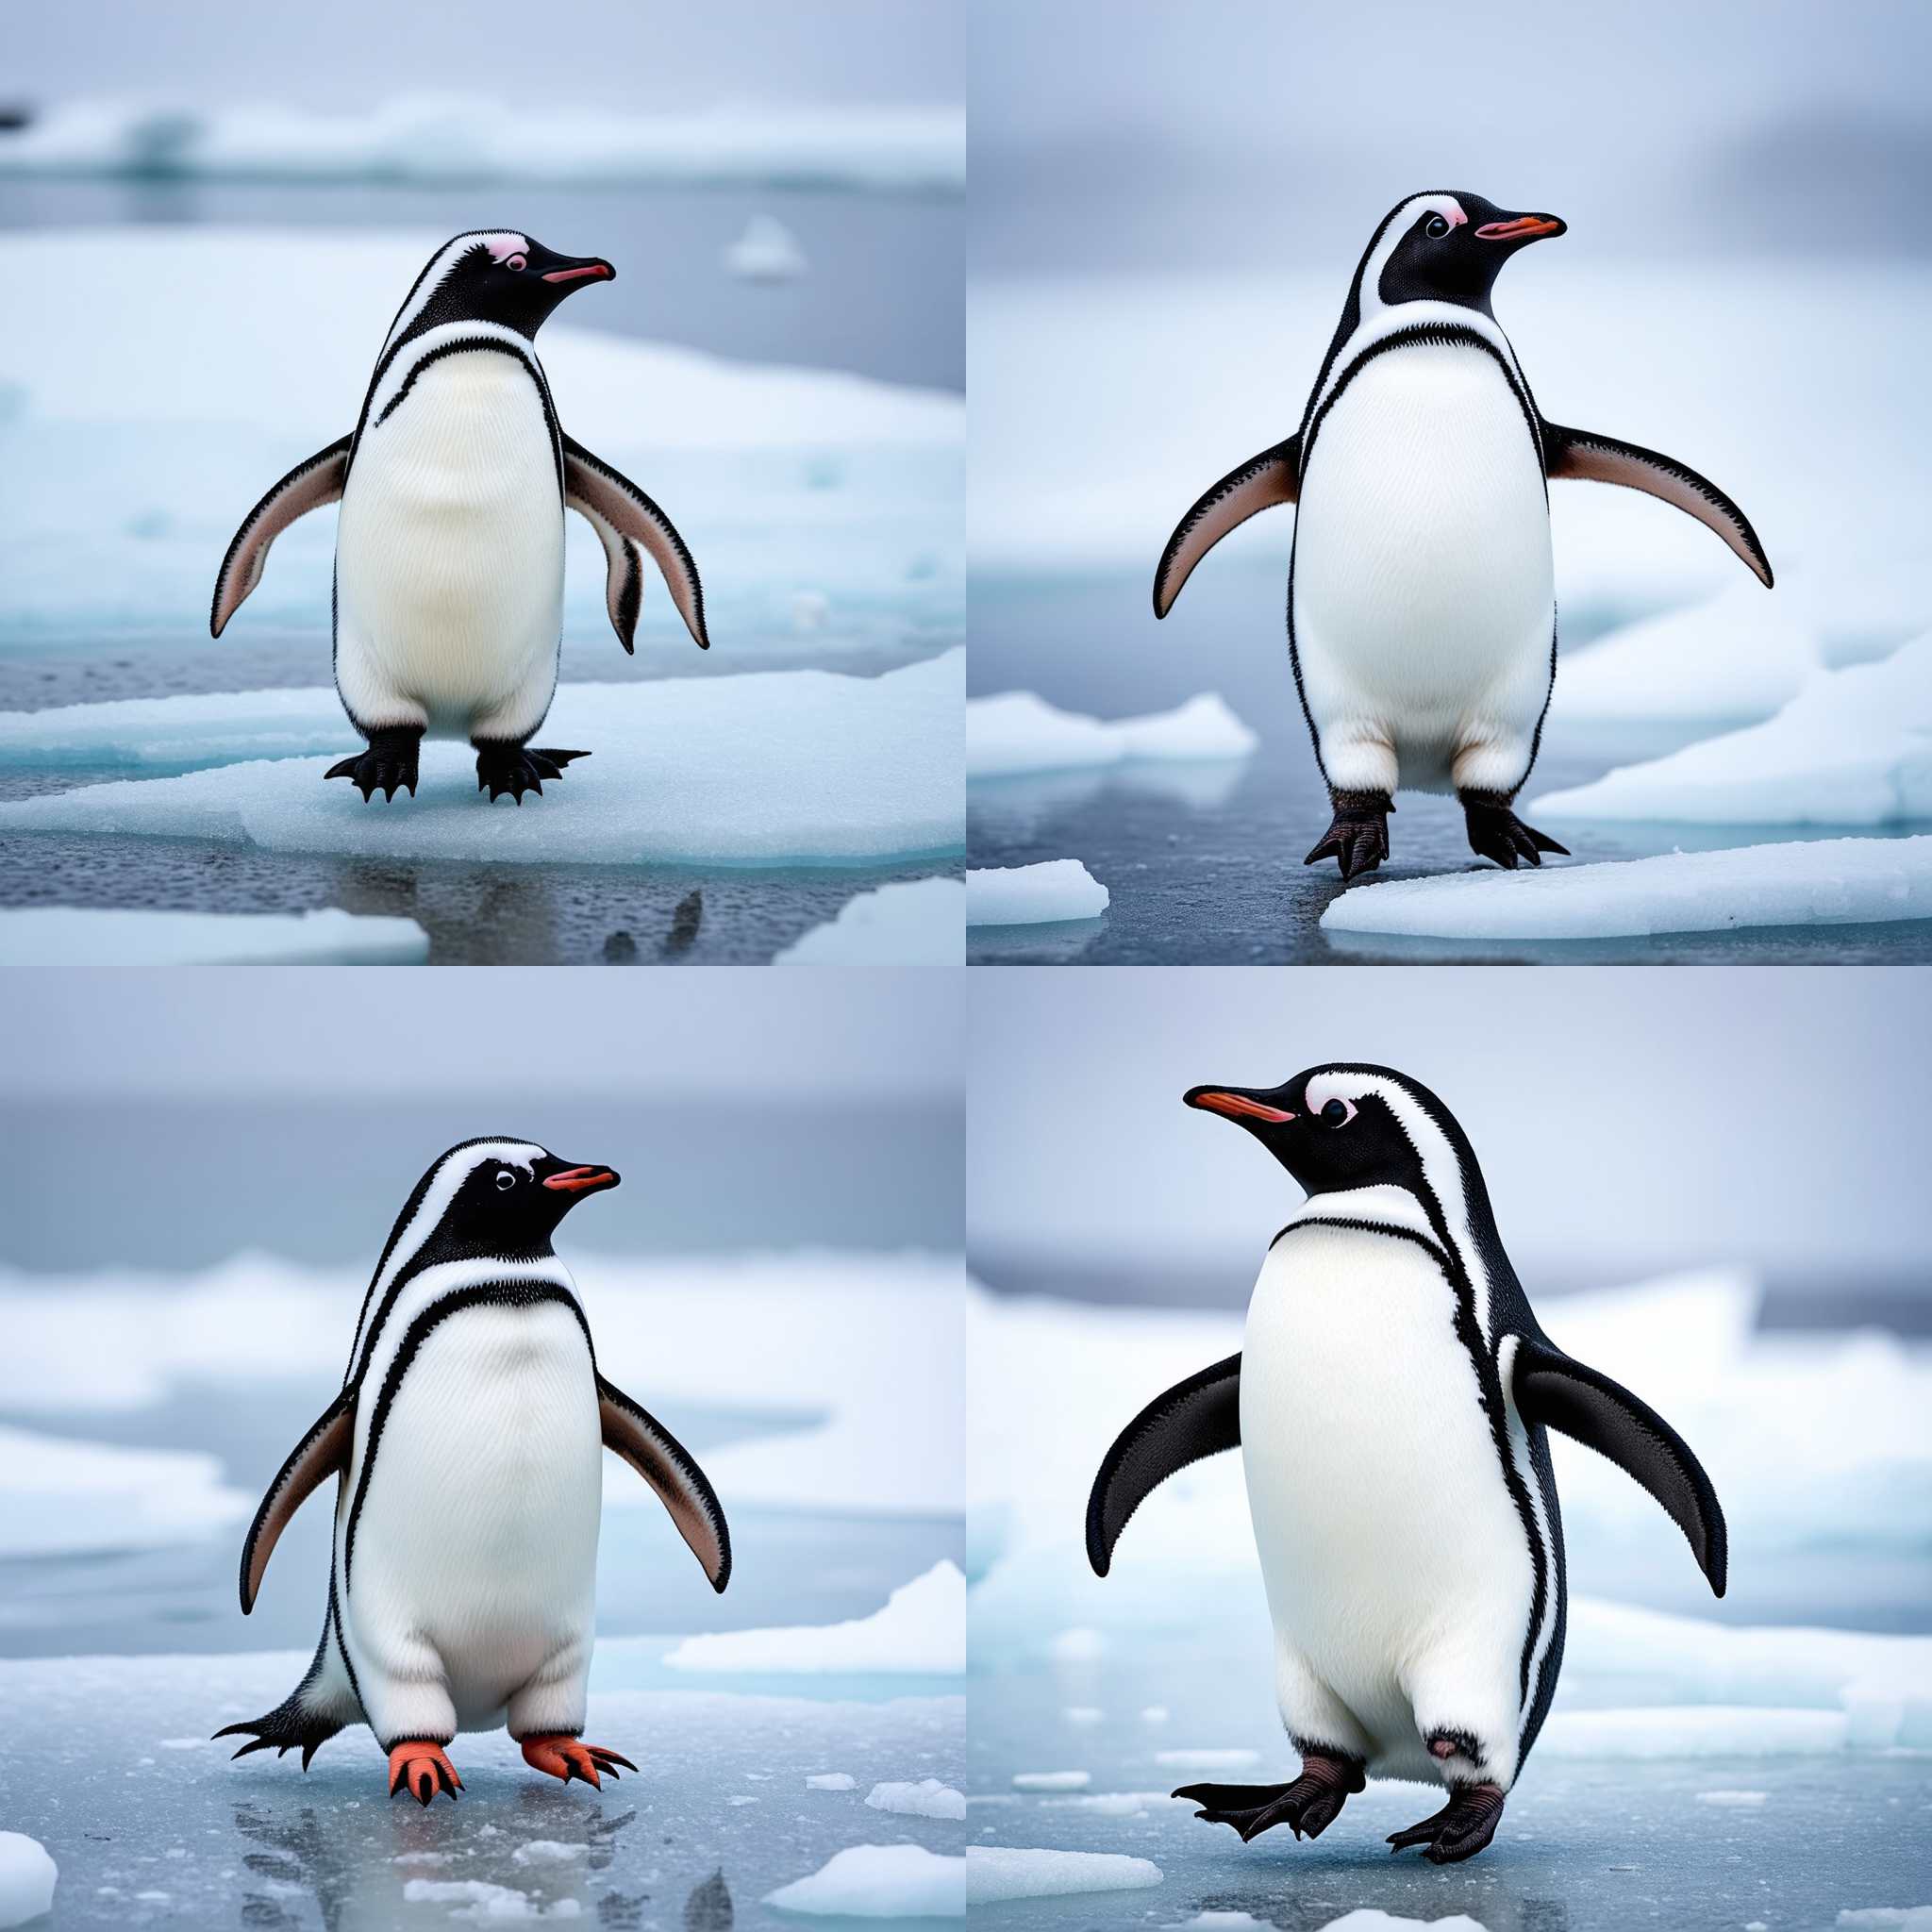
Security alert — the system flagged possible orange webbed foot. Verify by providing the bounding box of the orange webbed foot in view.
[388,1740,462,1807]
[519,1734,638,1790]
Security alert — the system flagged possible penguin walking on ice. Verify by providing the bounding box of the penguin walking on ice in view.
[1086,1065,1727,1863]
[1153,192,1774,877]
[216,1138,731,1803]
[210,231,710,804]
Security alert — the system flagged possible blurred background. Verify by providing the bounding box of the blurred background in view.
[967,0,1932,965]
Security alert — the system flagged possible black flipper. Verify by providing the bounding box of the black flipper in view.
[1087,1354,1241,1575]
[1154,438,1300,618]
[1542,422,1773,588]
[239,1389,355,1614]
[1510,1334,1727,1594]
[211,436,353,636]
[597,1373,732,1591]
[563,436,708,652]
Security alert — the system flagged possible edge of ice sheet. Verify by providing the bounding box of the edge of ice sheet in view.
[966,860,1108,925]
[0,654,966,871]
[0,1834,58,1931]
[765,1843,965,1919]
[1320,837,1932,941]
[774,877,964,963]
[666,1561,964,1675]
[968,691,1257,780]
[966,1847,1163,1905]
[0,905,428,966]
[0,1423,247,1557]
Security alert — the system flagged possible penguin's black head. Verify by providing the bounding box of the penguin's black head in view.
[1184,1062,1475,1202]
[405,230,615,341]
[1370,192,1564,315]
[425,1138,622,1252]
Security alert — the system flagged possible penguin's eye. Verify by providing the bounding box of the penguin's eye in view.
[504,253,528,273]
[1321,1098,1357,1127]
[1424,214,1451,240]
[495,1170,517,1191]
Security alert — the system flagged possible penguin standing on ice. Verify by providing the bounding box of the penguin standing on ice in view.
[1153,192,1774,876]
[1087,1065,1727,1863]
[217,1139,730,1803]
[211,231,710,804]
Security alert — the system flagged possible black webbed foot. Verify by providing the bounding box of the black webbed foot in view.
[324,726,423,803]
[1175,1753,1366,1843]
[474,744,591,805]
[1305,791,1393,881]
[1460,791,1568,871]
[1387,1780,1506,1864]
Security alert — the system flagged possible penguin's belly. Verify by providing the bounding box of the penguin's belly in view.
[352,1302,601,1725]
[1241,1224,1534,1750]
[335,352,564,736]
[1292,342,1554,789]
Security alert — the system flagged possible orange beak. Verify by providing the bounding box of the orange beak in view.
[542,1166,619,1193]
[1475,214,1565,242]
[1187,1091,1297,1124]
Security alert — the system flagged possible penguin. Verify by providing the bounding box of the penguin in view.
[1152,192,1774,877]
[215,1138,731,1804]
[210,231,710,805]
[1086,1064,1726,1863]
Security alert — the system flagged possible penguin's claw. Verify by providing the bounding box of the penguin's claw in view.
[325,747,420,803]
[1461,794,1568,871]
[1174,1757,1366,1844]
[387,1741,461,1807]
[519,1734,634,1790]
[1387,1781,1506,1864]
[1305,793,1393,880]
[475,745,591,805]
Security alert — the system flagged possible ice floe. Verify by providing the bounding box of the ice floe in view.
[805,1773,857,1791]
[765,1843,964,1918]
[965,1846,1163,1904]
[402,1875,581,1920]
[1011,1771,1090,1790]
[0,1834,57,1931]
[0,97,966,192]
[725,214,809,283]
[774,877,964,963]
[1320,837,1932,941]
[0,654,965,871]
[867,1779,968,1820]
[966,860,1108,925]
[0,906,427,966]
[1532,634,1932,825]
[967,691,1257,779]
[665,1561,964,1675]
[0,1424,245,1557]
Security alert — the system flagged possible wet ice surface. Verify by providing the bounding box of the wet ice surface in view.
[966,571,1932,965]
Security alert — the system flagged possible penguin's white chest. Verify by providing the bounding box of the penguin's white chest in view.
[347,1301,602,1723]
[335,351,564,735]
[1291,341,1554,784]
[1241,1224,1533,1726]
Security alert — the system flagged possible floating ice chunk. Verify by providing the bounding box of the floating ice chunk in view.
[1531,635,1932,825]
[1321,837,1932,940]
[1062,1707,1104,1726]
[510,1841,589,1865]
[1168,1915,1270,1929]
[725,214,808,283]
[1540,1706,1849,1757]
[402,1876,581,1919]
[1154,1748,1260,1771]
[966,1847,1162,1905]
[0,1834,57,1930]
[1696,1790,1769,1807]
[1042,1792,1180,1816]
[774,878,963,964]
[866,1779,967,1820]
[0,1424,246,1557]
[1011,1771,1090,1790]
[765,1844,964,1919]
[665,1560,964,1674]
[0,906,428,966]
[1838,1913,1932,1929]
[0,98,966,192]
[968,691,1257,779]
[806,1774,857,1791]
[0,654,966,871]
[966,860,1108,925]
[1313,1915,1491,1932]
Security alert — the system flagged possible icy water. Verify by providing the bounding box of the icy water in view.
[967,567,1932,966]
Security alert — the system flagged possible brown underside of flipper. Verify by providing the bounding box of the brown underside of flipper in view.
[563,436,708,651]
[597,1373,732,1591]
[1153,437,1300,618]
[240,1394,354,1613]
[210,438,352,637]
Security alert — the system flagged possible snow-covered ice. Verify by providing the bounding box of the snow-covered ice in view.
[774,877,964,963]
[764,1843,964,1918]
[0,97,966,192]
[725,213,808,283]
[666,1561,964,1675]
[402,1875,582,1919]
[1532,634,1932,825]
[1011,1772,1091,1790]
[509,1841,590,1865]
[0,905,428,966]
[1322,837,1932,940]
[0,1423,245,1557]
[968,691,1257,779]
[0,655,964,870]
[867,1779,967,1821]
[966,860,1108,925]
[1314,1916,1491,1932]
[804,1773,856,1790]
[0,1834,57,1930]
[965,1846,1163,1904]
